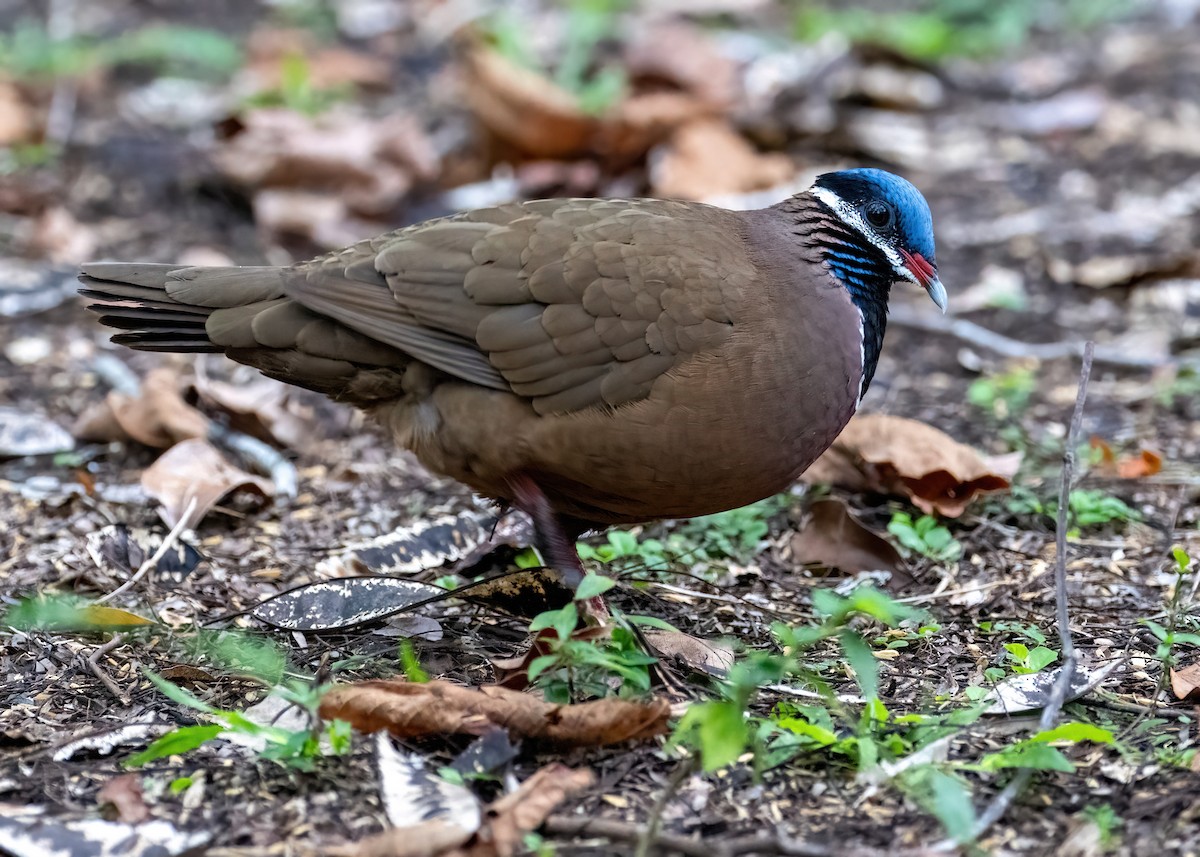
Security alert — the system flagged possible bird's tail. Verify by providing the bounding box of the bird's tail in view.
[79,263,286,353]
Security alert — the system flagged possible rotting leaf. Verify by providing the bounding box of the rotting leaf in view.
[790,498,910,586]
[86,523,205,587]
[97,774,150,824]
[460,567,574,618]
[141,438,273,528]
[803,414,1015,517]
[73,367,209,449]
[332,762,593,857]
[318,510,531,577]
[192,372,312,451]
[643,629,734,678]
[375,733,481,840]
[1090,438,1164,479]
[1170,662,1200,702]
[251,577,444,631]
[981,660,1121,715]
[319,679,670,747]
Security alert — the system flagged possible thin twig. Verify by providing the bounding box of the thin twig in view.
[87,633,128,704]
[888,305,1182,370]
[966,341,1094,842]
[95,497,198,604]
[544,815,851,857]
[636,759,696,857]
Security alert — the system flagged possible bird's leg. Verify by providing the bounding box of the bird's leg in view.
[506,474,609,625]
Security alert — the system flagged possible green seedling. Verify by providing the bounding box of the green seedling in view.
[888,512,962,562]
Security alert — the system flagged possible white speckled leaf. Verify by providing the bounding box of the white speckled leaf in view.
[375,733,481,838]
[251,577,444,631]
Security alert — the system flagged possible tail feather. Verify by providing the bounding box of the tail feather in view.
[80,263,221,353]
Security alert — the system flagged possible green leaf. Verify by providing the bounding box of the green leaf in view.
[1025,646,1059,672]
[144,670,217,715]
[400,639,429,683]
[125,724,224,767]
[1031,723,1113,744]
[903,766,977,843]
[574,573,616,601]
[839,629,879,701]
[688,700,748,772]
[980,742,1074,772]
[527,654,562,682]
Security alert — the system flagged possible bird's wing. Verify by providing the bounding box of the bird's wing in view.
[285,198,753,415]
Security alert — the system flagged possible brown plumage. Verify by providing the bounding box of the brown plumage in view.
[81,173,944,585]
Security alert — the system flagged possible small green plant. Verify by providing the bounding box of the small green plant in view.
[967,365,1037,419]
[577,495,786,577]
[1141,547,1200,684]
[1067,489,1139,528]
[526,594,659,703]
[484,0,629,114]
[887,511,962,562]
[1080,804,1124,852]
[793,0,1129,61]
[243,53,349,115]
[1003,641,1059,674]
[1154,367,1200,409]
[125,671,351,770]
[0,20,241,82]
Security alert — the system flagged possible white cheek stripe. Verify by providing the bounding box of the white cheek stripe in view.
[857,313,867,404]
[811,186,917,286]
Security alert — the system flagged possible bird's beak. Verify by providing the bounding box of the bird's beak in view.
[900,250,947,314]
[924,276,948,314]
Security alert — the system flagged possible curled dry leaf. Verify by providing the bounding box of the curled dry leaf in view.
[73,367,209,449]
[651,117,794,200]
[1169,662,1200,702]
[319,679,670,747]
[803,413,1014,517]
[141,438,273,528]
[790,498,909,585]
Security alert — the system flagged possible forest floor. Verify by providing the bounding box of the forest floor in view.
[2,1,1199,855]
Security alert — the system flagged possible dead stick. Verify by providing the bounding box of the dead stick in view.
[888,306,1179,370]
[87,633,128,704]
[968,341,1094,841]
[95,497,198,604]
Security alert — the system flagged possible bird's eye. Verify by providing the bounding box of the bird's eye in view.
[864,202,893,230]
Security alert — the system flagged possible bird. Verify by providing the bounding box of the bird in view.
[80,168,946,588]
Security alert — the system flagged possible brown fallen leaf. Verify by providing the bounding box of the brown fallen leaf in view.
[802,414,1013,517]
[97,774,150,824]
[643,629,734,678]
[141,438,273,528]
[1169,662,1200,702]
[624,22,737,110]
[0,80,34,146]
[242,27,393,92]
[1090,438,1164,479]
[319,679,670,747]
[213,108,437,246]
[651,118,794,200]
[192,371,313,451]
[332,763,594,857]
[461,42,711,162]
[73,367,209,449]
[790,498,909,585]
